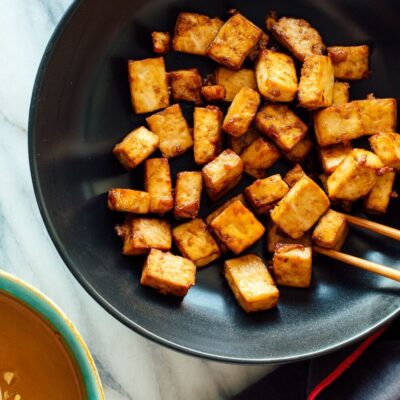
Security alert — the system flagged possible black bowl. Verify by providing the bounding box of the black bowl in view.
[29,0,400,362]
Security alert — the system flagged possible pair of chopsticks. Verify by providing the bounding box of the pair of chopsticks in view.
[313,214,400,282]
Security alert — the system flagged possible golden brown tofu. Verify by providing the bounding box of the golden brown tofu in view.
[193,106,223,165]
[205,194,247,226]
[107,189,150,214]
[364,170,396,214]
[272,244,312,288]
[247,32,270,62]
[172,12,224,56]
[151,31,171,55]
[319,142,353,174]
[173,219,221,267]
[284,164,306,188]
[332,82,350,105]
[298,55,334,109]
[113,126,159,169]
[229,127,260,155]
[222,87,261,137]
[328,45,370,80]
[210,200,265,254]
[214,68,257,101]
[141,249,195,297]
[369,132,400,171]
[174,171,203,219]
[202,149,243,200]
[146,104,193,159]
[144,158,173,214]
[255,49,298,102]
[266,222,311,253]
[271,17,325,62]
[312,209,348,250]
[271,176,330,239]
[128,58,169,114]
[201,85,226,102]
[255,104,308,151]
[207,13,262,70]
[168,69,202,104]
[357,98,397,133]
[244,174,289,214]
[224,254,279,312]
[327,149,384,201]
[285,135,313,163]
[116,217,171,255]
[240,137,281,179]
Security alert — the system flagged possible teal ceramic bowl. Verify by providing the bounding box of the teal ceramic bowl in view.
[0,269,105,399]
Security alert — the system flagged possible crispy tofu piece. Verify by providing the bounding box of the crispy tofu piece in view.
[271,176,330,239]
[210,200,265,254]
[141,249,195,297]
[272,245,312,288]
[128,58,169,114]
[369,132,400,171]
[201,85,226,102]
[202,149,243,200]
[285,135,313,163]
[266,222,311,253]
[223,87,261,137]
[168,69,202,104]
[193,106,223,165]
[319,142,353,174]
[224,254,279,312]
[319,174,353,212]
[247,32,270,62]
[207,13,262,69]
[146,104,193,159]
[113,126,159,169]
[205,194,247,226]
[244,174,289,214]
[214,68,257,102]
[312,209,348,250]
[357,98,397,133]
[298,55,334,109]
[271,17,325,62]
[328,45,370,80]
[255,104,308,151]
[116,217,171,255]
[172,12,224,56]
[107,189,150,213]
[284,164,306,187]
[151,32,171,55]
[173,219,221,267]
[327,149,384,201]
[364,171,396,214]
[229,127,260,155]
[144,158,173,214]
[255,49,298,102]
[174,171,202,219]
[332,82,350,105]
[240,137,281,178]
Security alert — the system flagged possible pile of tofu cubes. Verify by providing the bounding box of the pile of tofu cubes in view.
[108,10,399,313]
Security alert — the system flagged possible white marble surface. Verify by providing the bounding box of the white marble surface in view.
[0,1,276,398]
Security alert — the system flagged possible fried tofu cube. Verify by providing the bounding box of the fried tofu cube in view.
[201,85,226,102]
[285,135,313,163]
[207,13,262,70]
[240,137,281,178]
[144,158,173,214]
[312,209,348,250]
[222,87,261,137]
[328,45,370,80]
[128,58,169,114]
[173,219,221,267]
[205,194,247,226]
[272,245,312,288]
[168,69,202,104]
[266,222,311,253]
[284,164,306,187]
[369,132,400,170]
[332,82,350,105]
[174,171,202,219]
[151,31,171,55]
[224,254,279,312]
[255,104,308,151]
[107,189,150,213]
[146,104,193,159]
[364,170,396,214]
[172,12,224,56]
[247,32,270,62]
[298,55,334,109]
[193,106,223,165]
[244,174,289,214]
[229,127,260,155]
[214,68,257,102]
[255,49,298,102]
[271,176,330,239]
[202,149,243,200]
[116,217,171,255]
[141,249,195,297]
[357,98,397,133]
[271,17,325,62]
[319,142,353,174]
[327,149,384,201]
[113,126,159,169]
